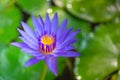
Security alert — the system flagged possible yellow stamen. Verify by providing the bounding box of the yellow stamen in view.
[39,35,55,54]
[41,35,54,45]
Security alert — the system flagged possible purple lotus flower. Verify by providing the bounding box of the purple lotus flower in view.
[11,13,80,75]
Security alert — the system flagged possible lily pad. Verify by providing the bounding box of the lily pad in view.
[0,4,21,44]
[0,45,55,80]
[17,0,48,15]
[54,0,117,23]
[75,22,120,80]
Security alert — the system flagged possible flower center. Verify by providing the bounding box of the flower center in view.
[39,35,56,55]
[41,35,54,45]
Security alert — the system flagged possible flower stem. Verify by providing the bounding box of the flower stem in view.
[40,63,47,80]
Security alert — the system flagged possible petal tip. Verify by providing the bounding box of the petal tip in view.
[51,67,58,76]
[10,42,18,47]
[25,64,29,67]
[54,12,58,17]
[10,42,15,46]
[25,62,32,67]
[21,21,24,24]
[54,71,58,76]
[32,15,36,20]
[45,13,50,20]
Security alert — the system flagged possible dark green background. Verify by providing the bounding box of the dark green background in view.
[0,0,120,80]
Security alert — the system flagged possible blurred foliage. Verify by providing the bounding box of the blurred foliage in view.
[77,22,120,80]
[53,0,118,22]
[17,0,48,15]
[0,0,120,80]
[0,0,21,44]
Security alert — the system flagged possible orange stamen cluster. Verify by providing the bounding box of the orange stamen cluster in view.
[39,35,55,55]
